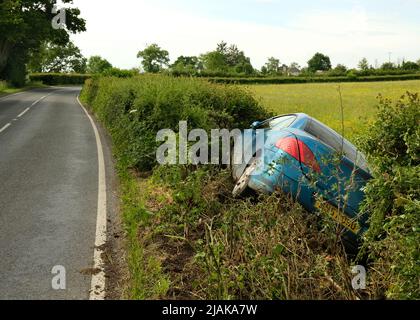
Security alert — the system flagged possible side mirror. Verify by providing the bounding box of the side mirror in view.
[250,121,261,129]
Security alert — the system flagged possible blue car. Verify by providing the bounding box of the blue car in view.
[231,113,372,249]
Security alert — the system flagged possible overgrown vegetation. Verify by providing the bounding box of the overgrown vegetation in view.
[29,73,91,85]
[80,75,419,300]
[81,75,268,171]
[146,166,359,299]
[208,73,420,85]
[357,93,420,299]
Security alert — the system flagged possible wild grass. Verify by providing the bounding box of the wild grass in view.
[247,80,420,141]
[118,168,170,299]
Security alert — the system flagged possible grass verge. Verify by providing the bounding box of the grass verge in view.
[0,81,46,97]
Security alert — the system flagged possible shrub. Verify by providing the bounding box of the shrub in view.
[80,75,270,171]
[0,80,7,91]
[100,68,138,78]
[29,73,91,85]
[357,92,420,299]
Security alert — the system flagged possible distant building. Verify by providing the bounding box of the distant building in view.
[288,67,301,76]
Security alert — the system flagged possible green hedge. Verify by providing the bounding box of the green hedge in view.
[29,73,91,85]
[358,93,420,299]
[207,73,420,85]
[80,74,270,170]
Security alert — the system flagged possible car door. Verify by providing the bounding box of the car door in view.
[297,118,371,214]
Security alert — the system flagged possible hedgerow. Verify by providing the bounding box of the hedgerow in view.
[207,73,420,85]
[80,74,270,170]
[29,73,91,85]
[357,92,420,299]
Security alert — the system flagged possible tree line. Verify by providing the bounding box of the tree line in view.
[137,43,420,78]
[1,1,420,86]
[27,40,420,80]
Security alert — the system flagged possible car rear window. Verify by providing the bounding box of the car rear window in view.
[304,118,370,172]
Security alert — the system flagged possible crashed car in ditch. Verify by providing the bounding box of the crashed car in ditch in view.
[231,113,372,250]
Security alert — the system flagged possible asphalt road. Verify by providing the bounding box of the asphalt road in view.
[0,87,105,300]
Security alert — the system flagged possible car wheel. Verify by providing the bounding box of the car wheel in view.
[232,158,258,198]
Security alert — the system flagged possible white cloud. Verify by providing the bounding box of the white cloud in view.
[71,0,420,69]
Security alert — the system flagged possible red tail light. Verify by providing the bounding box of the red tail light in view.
[275,137,321,173]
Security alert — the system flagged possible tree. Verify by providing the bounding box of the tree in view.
[307,52,332,72]
[401,61,419,71]
[87,56,113,74]
[289,62,301,70]
[137,44,169,73]
[264,57,281,75]
[330,64,347,76]
[0,0,86,85]
[358,58,370,71]
[287,62,301,76]
[200,41,254,75]
[28,41,87,73]
[417,59,420,67]
[200,51,228,73]
[381,62,396,70]
[171,56,202,73]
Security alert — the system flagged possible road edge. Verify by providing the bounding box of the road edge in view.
[77,95,108,300]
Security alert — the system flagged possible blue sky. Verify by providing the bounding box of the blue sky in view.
[71,0,420,69]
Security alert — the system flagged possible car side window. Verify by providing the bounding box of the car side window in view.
[260,115,296,129]
[305,119,342,151]
[305,118,370,172]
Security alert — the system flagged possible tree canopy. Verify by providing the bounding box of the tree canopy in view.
[381,62,396,70]
[0,0,86,85]
[87,55,113,74]
[200,42,254,75]
[358,58,370,71]
[401,61,419,71]
[28,41,86,73]
[171,56,202,73]
[262,57,282,75]
[137,44,170,73]
[307,52,332,72]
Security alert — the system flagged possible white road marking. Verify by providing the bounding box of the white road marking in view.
[17,107,30,118]
[0,123,11,133]
[77,95,107,300]
[30,95,48,107]
[0,93,53,133]
[0,89,63,135]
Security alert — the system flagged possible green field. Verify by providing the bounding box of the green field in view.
[247,80,420,141]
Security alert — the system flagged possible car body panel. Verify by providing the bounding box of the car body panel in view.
[232,113,372,246]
